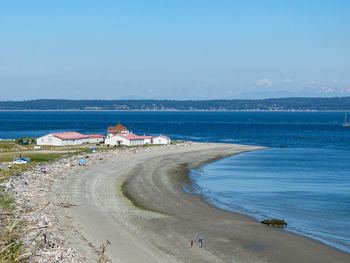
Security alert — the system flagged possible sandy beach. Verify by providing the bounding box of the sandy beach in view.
[45,143,350,262]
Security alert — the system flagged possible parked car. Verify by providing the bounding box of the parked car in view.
[13,157,31,164]
[13,159,28,164]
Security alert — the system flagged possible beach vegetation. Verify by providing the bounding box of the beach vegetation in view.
[171,140,187,144]
[0,190,14,211]
[0,185,27,262]
[0,212,30,262]
[0,146,92,262]
[0,141,20,152]
[0,140,39,152]
[97,240,111,263]
[15,138,36,145]
[0,142,13,151]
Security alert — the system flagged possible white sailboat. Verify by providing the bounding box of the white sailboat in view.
[343,112,350,127]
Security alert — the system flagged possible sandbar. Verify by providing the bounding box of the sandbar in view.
[49,143,350,262]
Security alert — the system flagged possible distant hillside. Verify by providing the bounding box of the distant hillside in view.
[0,98,350,111]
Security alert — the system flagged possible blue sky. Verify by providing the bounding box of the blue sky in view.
[1,0,349,100]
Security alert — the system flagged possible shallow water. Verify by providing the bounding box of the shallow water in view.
[190,148,350,253]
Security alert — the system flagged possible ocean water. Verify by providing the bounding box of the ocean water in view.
[190,148,350,253]
[0,111,349,252]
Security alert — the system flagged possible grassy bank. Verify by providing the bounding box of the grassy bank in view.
[0,151,89,181]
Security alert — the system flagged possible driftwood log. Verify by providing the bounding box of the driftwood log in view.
[261,219,287,227]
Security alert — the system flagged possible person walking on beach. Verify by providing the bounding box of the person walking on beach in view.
[190,240,194,248]
[199,237,203,248]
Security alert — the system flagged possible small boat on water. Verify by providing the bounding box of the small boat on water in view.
[343,112,350,127]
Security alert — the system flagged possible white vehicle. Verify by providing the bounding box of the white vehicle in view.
[13,159,28,164]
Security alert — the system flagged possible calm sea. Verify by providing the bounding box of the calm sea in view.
[1,111,349,252]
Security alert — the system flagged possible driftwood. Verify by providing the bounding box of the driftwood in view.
[41,201,51,211]
[41,196,58,210]
[53,202,78,208]
[15,252,32,261]
[0,212,14,216]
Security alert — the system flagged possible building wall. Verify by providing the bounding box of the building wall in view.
[107,132,115,138]
[84,138,105,144]
[105,135,131,146]
[37,134,85,146]
[61,139,84,146]
[130,139,144,146]
[153,136,171,145]
[144,138,152,144]
[37,134,63,146]
[105,135,147,146]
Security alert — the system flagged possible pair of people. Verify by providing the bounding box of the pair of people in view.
[190,237,203,248]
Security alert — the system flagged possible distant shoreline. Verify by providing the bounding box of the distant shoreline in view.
[0,109,349,112]
[1,97,350,111]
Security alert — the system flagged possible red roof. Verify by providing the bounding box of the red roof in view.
[52,132,87,140]
[117,132,145,140]
[107,123,128,133]
[86,134,106,139]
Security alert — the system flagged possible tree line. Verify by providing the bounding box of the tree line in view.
[0,97,350,110]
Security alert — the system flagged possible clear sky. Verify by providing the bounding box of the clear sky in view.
[1,0,349,100]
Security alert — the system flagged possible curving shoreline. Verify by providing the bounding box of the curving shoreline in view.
[48,142,350,262]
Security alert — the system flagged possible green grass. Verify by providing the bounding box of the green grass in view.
[0,191,14,211]
[0,153,60,163]
[0,149,89,184]
[39,145,96,151]
[0,149,89,163]
[22,153,67,162]
[0,140,14,145]
[0,141,18,151]
[171,140,187,144]
[0,164,34,182]
[0,185,25,262]
[0,144,13,150]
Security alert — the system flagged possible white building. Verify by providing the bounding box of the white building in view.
[143,136,153,144]
[152,135,171,145]
[105,132,146,146]
[37,132,106,146]
[84,134,106,144]
[105,122,171,147]
[105,133,171,147]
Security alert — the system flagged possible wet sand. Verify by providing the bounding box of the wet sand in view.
[50,143,350,262]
